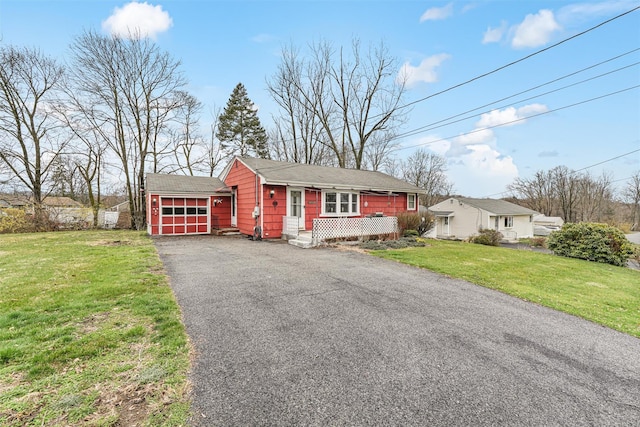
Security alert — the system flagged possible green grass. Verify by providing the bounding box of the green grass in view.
[0,230,190,426]
[371,239,640,338]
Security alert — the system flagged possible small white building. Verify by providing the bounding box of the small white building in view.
[428,197,538,241]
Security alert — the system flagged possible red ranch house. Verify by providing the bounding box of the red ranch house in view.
[147,157,423,246]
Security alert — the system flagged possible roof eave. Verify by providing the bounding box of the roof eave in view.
[262,179,421,194]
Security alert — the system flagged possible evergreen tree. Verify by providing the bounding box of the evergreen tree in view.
[217,83,269,158]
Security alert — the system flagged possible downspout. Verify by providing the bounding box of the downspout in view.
[259,176,264,238]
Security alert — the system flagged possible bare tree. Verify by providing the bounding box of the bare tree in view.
[68,31,187,229]
[623,171,640,230]
[508,169,555,216]
[401,149,453,208]
[267,39,408,169]
[267,45,331,165]
[0,46,66,227]
[575,171,613,222]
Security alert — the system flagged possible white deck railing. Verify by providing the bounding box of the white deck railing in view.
[282,216,301,237]
[312,216,398,242]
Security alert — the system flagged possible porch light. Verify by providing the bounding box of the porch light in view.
[270,189,275,198]
[152,197,157,206]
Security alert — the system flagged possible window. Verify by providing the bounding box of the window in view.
[323,191,359,215]
[325,192,337,213]
[407,194,416,210]
[444,216,449,225]
[504,216,513,228]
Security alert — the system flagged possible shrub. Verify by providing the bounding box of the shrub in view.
[546,222,634,267]
[530,237,547,248]
[396,211,433,236]
[0,208,32,233]
[470,228,503,246]
[403,229,419,237]
[360,236,429,250]
[396,211,422,236]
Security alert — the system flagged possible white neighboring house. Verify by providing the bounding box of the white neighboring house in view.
[428,197,538,241]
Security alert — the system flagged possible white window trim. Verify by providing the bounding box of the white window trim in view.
[407,194,417,211]
[504,216,514,228]
[320,190,360,217]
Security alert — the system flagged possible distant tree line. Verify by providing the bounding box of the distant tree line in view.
[508,167,640,230]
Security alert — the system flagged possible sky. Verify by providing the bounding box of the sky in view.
[1,0,639,197]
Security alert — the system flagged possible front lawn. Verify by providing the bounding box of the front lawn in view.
[371,239,640,338]
[0,230,190,426]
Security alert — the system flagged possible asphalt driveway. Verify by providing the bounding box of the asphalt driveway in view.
[155,236,640,426]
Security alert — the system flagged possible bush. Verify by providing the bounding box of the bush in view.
[396,211,422,236]
[403,229,419,237]
[546,222,634,267]
[360,236,429,250]
[470,228,503,246]
[396,211,433,236]
[0,208,32,233]
[530,237,547,248]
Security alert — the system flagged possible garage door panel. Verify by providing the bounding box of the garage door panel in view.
[159,197,209,235]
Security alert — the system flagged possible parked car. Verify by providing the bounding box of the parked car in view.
[534,225,560,236]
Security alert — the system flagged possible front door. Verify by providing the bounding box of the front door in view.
[288,188,304,230]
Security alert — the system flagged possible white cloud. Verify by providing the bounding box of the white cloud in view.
[558,1,636,24]
[398,53,451,88]
[418,140,519,196]
[412,103,551,195]
[455,127,495,147]
[466,144,518,177]
[476,104,548,128]
[251,33,277,43]
[512,9,561,49]
[420,3,454,22]
[482,22,507,44]
[102,2,173,39]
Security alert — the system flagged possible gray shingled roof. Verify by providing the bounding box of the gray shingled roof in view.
[459,197,539,215]
[236,157,424,193]
[146,173,227,194]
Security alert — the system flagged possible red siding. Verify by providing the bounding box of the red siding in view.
[224,159,261,236]
[360,193,408,217]
[261,185,286,238]
[211,196,232,229]
[148,193,161,235]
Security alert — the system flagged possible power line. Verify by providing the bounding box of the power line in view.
[394,57,639,141]
[482,145,640,198]
[396,5,640,112]
[269,7,640,151]
[573,148,640,174]
[393,84,640,153]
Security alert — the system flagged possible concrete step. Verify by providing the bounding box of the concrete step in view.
[288,238,314,249]
[288,233,315,248]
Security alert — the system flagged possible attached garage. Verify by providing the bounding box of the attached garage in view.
[160,197,209,235]
[146,174,232,236]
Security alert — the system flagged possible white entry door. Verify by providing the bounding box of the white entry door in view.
[288,188,305,230]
